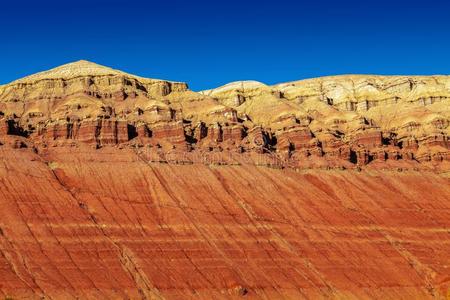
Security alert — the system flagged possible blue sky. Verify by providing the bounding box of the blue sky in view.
[1,0,449,90]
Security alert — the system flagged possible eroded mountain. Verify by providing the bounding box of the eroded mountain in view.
[0,60,448,171]
[0,61,449,299]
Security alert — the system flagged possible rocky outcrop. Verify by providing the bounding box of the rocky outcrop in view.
[42,118,129,146]
[150,121,186,148]
[1,61,447,172]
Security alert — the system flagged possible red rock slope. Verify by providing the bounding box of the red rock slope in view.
[0,62,449,299]
[0,146,449,299]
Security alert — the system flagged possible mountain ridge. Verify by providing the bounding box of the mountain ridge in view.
[8,60,186,85]
[0,60,448,173]
[0,61,449,299]
[3,59,449,90]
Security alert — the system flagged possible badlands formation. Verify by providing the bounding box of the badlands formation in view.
[0,60,449,299]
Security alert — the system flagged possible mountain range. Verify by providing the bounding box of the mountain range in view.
[0,61,449,299]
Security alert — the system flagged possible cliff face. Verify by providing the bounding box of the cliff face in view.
[0,61,449,299]
[0,60,448,171]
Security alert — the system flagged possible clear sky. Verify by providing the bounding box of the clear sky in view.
[1,0,449,90]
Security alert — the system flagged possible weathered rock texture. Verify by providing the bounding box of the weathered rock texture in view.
[0,61,448,171]
[0,61,449,299]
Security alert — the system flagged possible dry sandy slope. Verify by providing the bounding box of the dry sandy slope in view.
[0,146,449,299]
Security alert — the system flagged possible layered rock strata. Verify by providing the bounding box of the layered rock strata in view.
[0,61,449,299]
[0,147,449,299]
[0,61,448,171]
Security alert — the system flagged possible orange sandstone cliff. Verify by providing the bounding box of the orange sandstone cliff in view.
[0,61,449,299]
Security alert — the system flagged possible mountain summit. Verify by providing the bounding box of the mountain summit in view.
[14,60,126,82]
[11,59,184,84]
